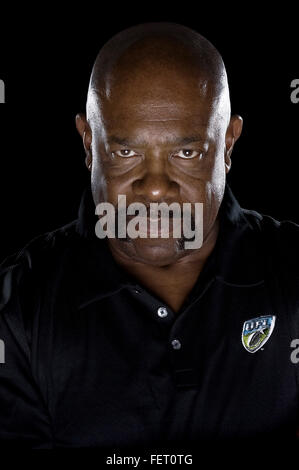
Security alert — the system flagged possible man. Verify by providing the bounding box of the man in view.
[0,22,298,450]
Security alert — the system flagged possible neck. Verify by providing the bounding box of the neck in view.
[108,219,219,313]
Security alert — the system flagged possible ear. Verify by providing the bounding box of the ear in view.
[224,114,243,173]
[75,113,92,171]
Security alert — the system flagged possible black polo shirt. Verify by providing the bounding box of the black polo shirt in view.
[0,184,299,450]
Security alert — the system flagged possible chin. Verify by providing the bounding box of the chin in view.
[128,238,184,266]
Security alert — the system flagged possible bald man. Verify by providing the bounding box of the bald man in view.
[0,22,298,450]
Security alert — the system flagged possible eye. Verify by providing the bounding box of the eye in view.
[175,149,202,159]
[113,149,138,158]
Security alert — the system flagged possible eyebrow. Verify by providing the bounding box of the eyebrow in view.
[108,135,204,147]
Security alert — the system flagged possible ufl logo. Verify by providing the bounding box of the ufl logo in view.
[241,315,276,353]
[0,80,5,104]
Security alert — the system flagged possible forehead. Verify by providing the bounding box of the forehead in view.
[89,61,227,139]
[106,76,212,116]
[95,94,223,143]
[103,68,211,109]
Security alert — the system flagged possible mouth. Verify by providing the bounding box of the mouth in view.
[111,202,197,242]
[133,216,183,238]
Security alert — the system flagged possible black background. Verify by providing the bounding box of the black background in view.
[0,7,298,263]
[0,5,298,463]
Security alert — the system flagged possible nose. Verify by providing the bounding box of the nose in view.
[132,160,179,202]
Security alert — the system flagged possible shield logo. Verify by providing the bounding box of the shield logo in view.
[241,315,276,353]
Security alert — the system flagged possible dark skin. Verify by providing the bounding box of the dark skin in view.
[76,30,243,312]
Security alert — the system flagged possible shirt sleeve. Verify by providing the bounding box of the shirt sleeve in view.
[0,252,53,448]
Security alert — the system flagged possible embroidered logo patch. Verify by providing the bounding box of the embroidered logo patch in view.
[241,315,276,353]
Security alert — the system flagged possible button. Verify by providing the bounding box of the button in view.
[157,306,168,318]
[134,288,141,294]
[171,339,182,350]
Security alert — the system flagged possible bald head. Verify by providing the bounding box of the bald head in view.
[87,22,230,126]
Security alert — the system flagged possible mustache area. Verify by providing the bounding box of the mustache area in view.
[114,205,197,241]
[94,198,203,249]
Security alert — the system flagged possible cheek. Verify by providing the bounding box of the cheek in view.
[90,146,129,205]
[188,148,226,230]
[103,171,134,206]
[90,154,109,205]
[180,148,225,200]
[212,143,227,190]
[210,155,226,192]
[203,157,226,229]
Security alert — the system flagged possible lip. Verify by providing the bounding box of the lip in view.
[136,216,182,238]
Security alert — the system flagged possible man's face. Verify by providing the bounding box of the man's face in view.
[79,60,241,266]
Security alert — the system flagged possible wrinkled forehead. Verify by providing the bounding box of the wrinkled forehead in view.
[88,80,229,137]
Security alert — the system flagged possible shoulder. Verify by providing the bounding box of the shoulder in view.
[241,207,299,272]
[1,220,79,268]
[0,220,80,309]
[242,206,299,243]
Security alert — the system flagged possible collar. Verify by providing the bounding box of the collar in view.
[74,188,137,309]
[214,184,265,287]
[73,184,265,310]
